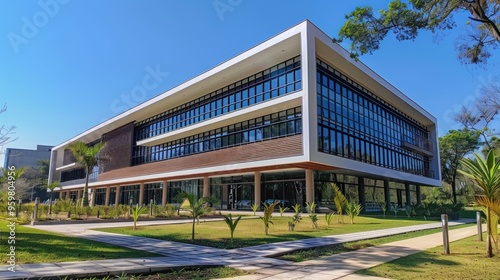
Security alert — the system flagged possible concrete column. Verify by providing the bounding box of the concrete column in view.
[384,180,391,211]
[254,171,261,206]
[358,177,366,211]
[77,189,81,200]
[115,186,121,206]
[105,186,111,206]
[139,183,145,206]
[405,183,411,207]
[416,185,422,205]
[305,169,314,205]
[203,176,210,197]
[162,180,168,206]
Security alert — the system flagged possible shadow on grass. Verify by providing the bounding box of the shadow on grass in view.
[358,250,460,277]
[0,230,157,264]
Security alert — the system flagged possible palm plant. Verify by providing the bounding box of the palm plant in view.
[307,201,319,229]
[292,203,302,214]
[378,200,387,217]
[224,214,242,247]
[131,205,147,230]
[460,151,500,257]
[345,201,363,224]
[44,181,60,215]
[181,192,213,240]
[325,212,334,227]
[260,201,280,235]
[288,203,302,231]
[67,141,106,207]
[251,203,259,215]
[279,205,289,216]
[332,183,347,223]
[392,205,399,217]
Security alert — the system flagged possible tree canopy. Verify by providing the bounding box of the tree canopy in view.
[337,0,500,64]
[440,129,480,203]
[67,141,106,207]
[0,104,16,150]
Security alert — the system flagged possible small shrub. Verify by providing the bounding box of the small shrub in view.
[309,214,319,229]
[307,202,319,229]
[279,205,289,216]
[224,214,242,247]
[131,205,147,230]
[260,201,280,235]
[378,201,387,217]
[332,184,347,223]
[325,212,334,227]
[345,202,363,224]
[251,203,259,215]
[292,203,302,214]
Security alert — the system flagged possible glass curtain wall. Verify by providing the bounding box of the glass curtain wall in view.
[261,171,305,208]
[94,188,106,205]
[167,179,203,205]
[316,58,432,178]
[120,185,140,205]
[210,175,254,210]
[144,183,163,205]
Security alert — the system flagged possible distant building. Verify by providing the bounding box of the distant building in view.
[3,145,53,170]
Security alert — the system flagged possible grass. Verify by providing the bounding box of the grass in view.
[128,267,248,280]
[277,224,473,262]
[60,267,248,280]
[357,232,500,280]
[0,220,159,264]
[99,215,438,249]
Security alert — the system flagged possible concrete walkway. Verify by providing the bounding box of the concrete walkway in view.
[0,218,478,279]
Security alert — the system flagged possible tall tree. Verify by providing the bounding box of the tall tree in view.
[337,0,500,64]
[440,129,480,203]
[482,136,500,157]
[460,151,500,257]
[455,79,500,151]
[0,104,17,150]
[67,141,106,207]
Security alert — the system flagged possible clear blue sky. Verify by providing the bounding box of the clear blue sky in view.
[1,0,499,167]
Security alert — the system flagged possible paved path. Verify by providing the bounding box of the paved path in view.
[0,218,478,279]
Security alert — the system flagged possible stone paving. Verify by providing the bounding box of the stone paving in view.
[0,218,478,279]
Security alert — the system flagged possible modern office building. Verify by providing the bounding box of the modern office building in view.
[4,145,53,170]
[48,21,441,210]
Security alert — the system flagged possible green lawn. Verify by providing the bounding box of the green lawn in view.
[278,224,473,262]
[358,232,500,280]
[0,220,159,264]
[99,215,437,249]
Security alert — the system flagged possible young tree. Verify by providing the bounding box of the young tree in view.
[332,183,347,223]
[67,141,106,207]
[131,205,147,230]
[223,214,242,247]
[181,192,213,241]
[260,201,280,235]
[440,129,480,204]
[337,1,500,64]
[44,181,60,215]
[460,151,500,257]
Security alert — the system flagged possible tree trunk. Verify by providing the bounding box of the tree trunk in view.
[265,225,268,235]
[451,175,457,205]
[192,215,195,240]
[82,167,90,207]
[49,192,53,215]
[487,207,493,257]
